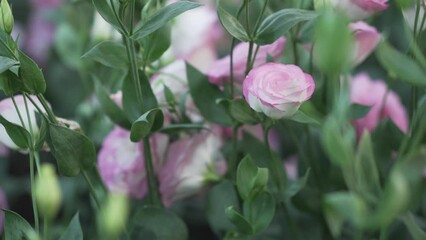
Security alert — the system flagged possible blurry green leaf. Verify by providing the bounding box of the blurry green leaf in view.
[122,70,158,121]
[354,131,381,203]
[322,117,355,167]
[237,155,269,200]
[229,99,261,125]
[217,3,250,42]
[284,169,310,199]
[132,1,201,40]
[402,213,426,240]
[323,192,368,237]
[129,207,188,240]
[3,209,37,240]
[243,191,275,234]
[130,108,164,142]
[47,124,96,176]
[158,123,205,134]
[18,50,46,94]
[376,41,426,87]
[163,84,176,107]
[288,110,320,125]
[0,115,31,149]
[92,0,121,30]
[141,26,171,63]
[35,116,47,151]
[0,31,16,59]
[0,70,23,96]
[82,41,128,69]
[55,23,85,69]
[93,77,131,129]
[255,9,317,45]
[59,213,83,240]
[225,206,253,235]
[186,63,233,126]
[348,104,371,120]
[207,181,240,235]
[0,56,18,73]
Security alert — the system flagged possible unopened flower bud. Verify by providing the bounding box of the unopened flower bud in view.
[0,0,14,34]
[99,193,129,238]
[35,164,62,221]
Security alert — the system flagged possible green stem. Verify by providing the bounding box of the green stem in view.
[228,126,239,180]
[253,0,269,35]
[419,12,426,36]
[82,170,101,210]
[263,126,287,192]
[245,41,254,75]
[229,1,246,98]
[280,201,300,240]
[29,151,40,233]
[291,29,299,66]
[414,0,421,38]
[36,94,57,124]
[24,93,49,123]
[143,138,162,207]
[379,226,388,240]
[110,0,128,35]
[43,219,50,240]
[11,95,27,130]
[124,36,144,108]
[410,87,418,122]
[129,0,135,34]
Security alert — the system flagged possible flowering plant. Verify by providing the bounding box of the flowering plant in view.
[0,0,426,240]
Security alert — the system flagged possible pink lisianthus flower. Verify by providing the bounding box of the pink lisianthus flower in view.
[350,73,408,136]
[329,0,388,20]
[207,37,286,86]
[158,131,225,207]
[98,127,168,199]
[0,188,8,234]
[350,21,381,66]
[243,63,315,119]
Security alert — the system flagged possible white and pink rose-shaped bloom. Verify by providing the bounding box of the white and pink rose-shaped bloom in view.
[350,73,409,136]
[158,131,225,207]
[243,63,315,119]
[328,0,388,20]
[97,127,168,199]
[0,95,46,150]
[207,37,286,86]
[350,21,381,66]
[0,188,7,234]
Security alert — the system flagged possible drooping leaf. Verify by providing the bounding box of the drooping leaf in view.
[18,50,46,94]
[0,56,18,73]
[47,124,96,176]
[3,209,37,240]
[132,1,201,40]
[186,63,232,126]
[82,41,128,69]
[92,0,121,30]
[130,108,164,142]
[0,115,32,149]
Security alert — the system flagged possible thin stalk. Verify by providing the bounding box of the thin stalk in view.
[143,138,162,207]
[82,170,101,210]
[414,0,422,38]
[309,43,315,74]
[124,37,144,108]
[33,151,41,178]
[129,0,135,34]
[110,0,128,35]
[419,12,426,35]
[43,219,50,240]
[303,126,322,190]
[29,151,40,233]
[36,94,57,124]
[24,93,49,123]
[253,0,269,35]
[228,126,239,180]
[23,94,35,143]
[245,41,254,75]
[291,29,299,65]
[11,95,27,130]
[245,0,251,37]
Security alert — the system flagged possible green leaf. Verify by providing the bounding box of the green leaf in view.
[186,63,232,126]
[225,206,253,235]
[376,41,426,87]
[236,155,269,200]
[18,50,46,94]
[243,191,275,234]
[402,213,426,240]
[129,207,188,240]
[0,56,18,73]
[0,70,24,96]
[47,124,96,176]
[132,1,201,40]
[93,76,131,129]
[348,104,371,120]
[206,181,240,234]
[284,169,310,199]
[122,70,158,121]
[0,115,32,149]
[92,0,121,30]
[35,115,47,151]
[130,108,164,142]
[288,110,320,125]
[217,3,250,42]
[141,25,171,63]
[82,41,128,69]
[255,9,317,45]
[229,99,261,125]
[323,192,368,237]
[59,213,83,240]
[3,209,37,240]
[158,123,205,134]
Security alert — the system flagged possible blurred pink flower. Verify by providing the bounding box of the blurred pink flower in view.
[350,73,408,136]
[243,63,315,119]
[350,21,381,66]
[98,127,168,199]
[158,131,225,207]
[284,155,298,180]
[207,37,286,86]
[0,188,8,234]
[330,0,388,20]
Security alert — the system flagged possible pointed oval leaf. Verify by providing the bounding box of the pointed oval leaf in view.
[130,109,164,142]
[255,9,317,45]
[236,155,258,200]
[59,213,83,240]
[92,0,121,30]
[0,115,32,149]
[229,99,261,125]
[132,1,201,40]
[243,191,275,234]
[225,206,253,235]
[0,56,18,74]
[47,124,96,176]
[82,41,128,69]
[18,50,46,94]
[0,70,24,96]
[3,209,37,240]
[217,4,250,42]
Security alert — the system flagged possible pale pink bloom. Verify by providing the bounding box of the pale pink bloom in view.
[350,73,408,136]
[350,21,381,66]
[207,37,286,86]
[329,0,388,20]
[0,188,8,234]
[0,95,46,150]
[243,63,315,119]
[158,131,225,207]
[98,127,168,199]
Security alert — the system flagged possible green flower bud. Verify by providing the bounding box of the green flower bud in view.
[0,0,14,34]
[35,164,62,221]
[99,193,129,238]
